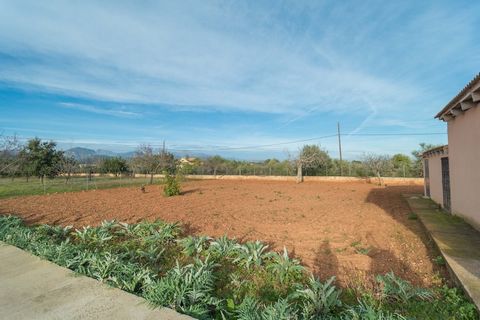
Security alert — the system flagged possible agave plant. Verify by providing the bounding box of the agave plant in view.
[209,235,239,258]
[117,222,142,236]
[135,243,166,265]
[75,226,113,245]
[64,249,92,271]
[2,226,33,249]
[144,223,181,245]
[0,215,23,238]
[262,299,297,320]
[178,235,211,256]
[145,257,220,318]
[290,276,342,318]
[376,272,433,303]
[49,239,78,266]
[36,224,73,241]
[234,240,270,270]
[100,219,119,232]
[88,251,121,281]
[341,299,406,320]
[235,296,261,320]
[156,222,181,241]
[111,264,155,294]
[267,247,305,284]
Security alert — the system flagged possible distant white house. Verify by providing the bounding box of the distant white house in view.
[178,157,198,167]
[423,73,480,231]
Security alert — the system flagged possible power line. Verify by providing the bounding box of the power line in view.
[167,132,446,152]
[346,133,447,136]
[169,134,339,152]
[11,132,447,153]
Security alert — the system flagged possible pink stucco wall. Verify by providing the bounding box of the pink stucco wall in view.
[425,154,444,207]
[448,105,480,230]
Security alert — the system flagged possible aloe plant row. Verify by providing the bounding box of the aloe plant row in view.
[0,215,477,320]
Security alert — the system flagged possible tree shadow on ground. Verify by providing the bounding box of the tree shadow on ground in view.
[364,185,448,285]
[311,234,427,289]
[313,240,339,279]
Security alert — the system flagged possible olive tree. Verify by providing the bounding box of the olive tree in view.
[18,138,64,184]
[295,145,330,183]
[204,155,225,176]
[99,157,129,177]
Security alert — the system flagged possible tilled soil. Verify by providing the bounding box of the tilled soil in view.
[0,180,444,287]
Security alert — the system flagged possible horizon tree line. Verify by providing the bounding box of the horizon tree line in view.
[0,134,438,183]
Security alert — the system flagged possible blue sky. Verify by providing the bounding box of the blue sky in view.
[1,1,479,160]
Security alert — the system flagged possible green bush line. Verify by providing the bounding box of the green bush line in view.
[0,215,477,320]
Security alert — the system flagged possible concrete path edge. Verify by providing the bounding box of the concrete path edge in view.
[0,242,193,320]
[404,194,480,313]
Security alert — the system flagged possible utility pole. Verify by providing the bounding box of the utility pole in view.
[337,122,343,176]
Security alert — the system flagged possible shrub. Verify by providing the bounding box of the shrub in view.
[341,299,406,319]
[163,173,181,196]
[376,272,433,303]
[234,240,270,270]
[290,275,342,317]
[178,235,211,256]
[144,258,220,318]
[267,247,305,284]
[209,235,239,258]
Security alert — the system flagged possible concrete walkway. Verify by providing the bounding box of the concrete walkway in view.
[0,243,192,320]
[405,195,480,312]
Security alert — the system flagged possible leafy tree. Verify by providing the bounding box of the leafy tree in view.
[391,154,413,177]
[99,157,129,176]
[205,155,225,176]
[296,145,330,182]
[411,143,441,177]
[18,138,64,184]
[350,160,368,177]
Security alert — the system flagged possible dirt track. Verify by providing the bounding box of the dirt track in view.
[0,180,444,287]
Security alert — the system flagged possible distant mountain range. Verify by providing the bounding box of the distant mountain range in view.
[64,147,210,161]
[64,147,136,161]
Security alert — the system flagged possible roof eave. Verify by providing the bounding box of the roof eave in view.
[436,73,480,120]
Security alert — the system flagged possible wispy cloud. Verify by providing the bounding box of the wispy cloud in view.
[2,1,475,117]
[58,102,141,118]
[0,1,476,159]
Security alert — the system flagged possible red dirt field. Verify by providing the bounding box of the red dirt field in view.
[0,180,445,288]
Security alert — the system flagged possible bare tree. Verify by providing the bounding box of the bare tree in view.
[0,133,22,179]
[132,144,175,184]
[58,155,77,184]
[362,153,393,185]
